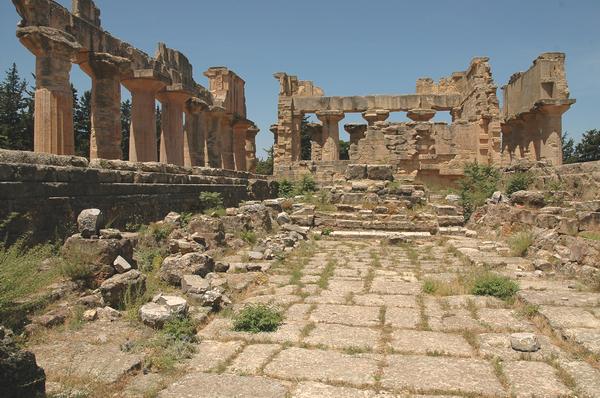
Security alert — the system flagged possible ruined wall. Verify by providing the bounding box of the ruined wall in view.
[0,149,275,242]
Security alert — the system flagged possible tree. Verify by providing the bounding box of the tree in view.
[300,115,311,160]
[256,146,274,175]
[561,131,576,164]
[0,63,33,150]
[573,129,600,163]
[73,89,91,158]
[339,140,350,160]
[120,99,131,160]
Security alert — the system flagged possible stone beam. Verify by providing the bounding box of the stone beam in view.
[292,94,461,114]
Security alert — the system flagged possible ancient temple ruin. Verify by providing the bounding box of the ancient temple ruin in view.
[272,53,575,182]
[11,0,259,172]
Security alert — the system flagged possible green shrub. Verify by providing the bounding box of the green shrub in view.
[471,273,519,300]
[508,231,534,257]
[296,174,316,194]
[278,179,294,198]
[240,230,257,245]
[59,244,99,283]
[459,163,500,221]
[422,279,439,294]
[162,316,197,342]
[232,304,283,333]
[506,172,533,195]
[321,227,333,236]
[199,191,224,211]
[141,222,174,243]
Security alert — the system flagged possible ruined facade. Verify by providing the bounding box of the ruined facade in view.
[272,54,574,181]
[11,0,259,171]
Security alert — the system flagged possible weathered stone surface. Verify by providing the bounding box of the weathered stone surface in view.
[304,323,380,350]
[477,333,563,361]
[0,327,46,398]
[310,304,380,327]
[264,347,378,386]
[558,359,600,398]
[157,372,288,398]
[390,330,473,357]
[381,355,505,396]
[113,255,132,273]
[384,307,420,329]
[510,333,540,352]
[561,328,600,354]
[366,165,393,180]
[345,164,367,180]
[139,302,172,328]
[99,269,146,307]
[77,208,103,238]
[503,361,571,398]
[539,305,600,329]
[160,253,215,285]
[187,340,243,372]
[227,343,281,375]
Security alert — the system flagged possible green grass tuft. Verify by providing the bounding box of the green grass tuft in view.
[471,273,519,300]
[232,304,283,333]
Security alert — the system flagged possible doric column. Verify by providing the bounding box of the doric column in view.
[245,125,260,173]
[316,110,344,161]
[206,107,225,168]
[536,101,572,166]
[17,27,81,155]
[156,91,190,166]
[291,113,303,161]
[220,114,235,170]
[361,109,389,126]
[122,72,167,162]
[305,123,324,161]
[233,119,253,171]
[344,123,367,161]
[80,52,130,160]
[184,98,209,167]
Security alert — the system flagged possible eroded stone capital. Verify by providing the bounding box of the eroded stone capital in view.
[17,26,81,59]
[79,52,131,79]
[361,109,390,125]
[185,97,209,115]
[316,110,344,123]
[407,108,436,122]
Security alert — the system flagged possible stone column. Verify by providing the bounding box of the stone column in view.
[305,123,324,161]
[361,109,389,126]
[233,119,252,171]
[316,110,344,161]
[536,102,572,166]
[291,113,303,161]
[344,123,367,161]
[80,53,130,160]
[183,98,209,167]
[205,107,225,168]
[122,75,166,162]
[220,114,235,170]
[17,28,81,155]
[245,125,260,173]
[156,91,190,166]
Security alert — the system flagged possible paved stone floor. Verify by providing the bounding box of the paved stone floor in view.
[158,238,600,398]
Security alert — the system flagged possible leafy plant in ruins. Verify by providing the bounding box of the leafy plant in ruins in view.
[507,231,534,257]
[471,272,519,300]
[198,191,224,212]
[459,162,500,221]
[232,304,283,333]
[255,146,274,175]
[295,174,317,195]
[277,179,295,198]
[505,172,533,196]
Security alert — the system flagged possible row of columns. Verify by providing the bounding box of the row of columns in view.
[18,29,259,172]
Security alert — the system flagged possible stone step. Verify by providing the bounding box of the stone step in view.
[328,230,432,239]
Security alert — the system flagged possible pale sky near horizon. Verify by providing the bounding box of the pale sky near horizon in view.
[1,0,599,158]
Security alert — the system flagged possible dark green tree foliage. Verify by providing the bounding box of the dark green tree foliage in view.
[562,132,576,164]
[573,129,600,163]
[73,89,91,158]
[459,163,500,221]
[256,146,274,175]
[339,140,350,160]
[300,115,311,160]
[120,99,131,160]
[0,63,33,150]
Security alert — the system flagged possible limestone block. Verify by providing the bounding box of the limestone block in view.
[366,165,393,180]
[345,164,367,180]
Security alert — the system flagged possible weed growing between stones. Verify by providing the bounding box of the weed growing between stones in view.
[459,162,500,221]
[507,231,534,257]
[505,172,533,195]
[471,273,519,300]
[317,259,336,289]
[198,191,224,213]
[232,304,283,333]
[239,230,257,245]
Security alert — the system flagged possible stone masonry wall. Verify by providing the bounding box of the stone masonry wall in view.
[0,150,275,242]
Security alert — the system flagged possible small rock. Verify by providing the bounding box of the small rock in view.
[169,239,204,254]
[445,194,461,203]
[99,270,146,308]
[77,208,104,238]
[533,258,553,272]
[160,253,215,286]
[189,306,212,324]
[97,306,121,321]
[248,251,264,261]
[100,228,122,240]
[152,294,188,315]
[510,333,540,352]
[214,262,230,273]
[113,255,133,273]
[276,212,291,225]
[181,274,210,295]
[83,309,97,321]
[139,302,172,328]
[77,294,103,308]
[163,212,181,226]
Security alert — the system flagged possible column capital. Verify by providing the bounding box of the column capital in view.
[269,124,279,135]
[185,97,209,114]
[17,26,81,59]
[246,125,260,138]
[316,110,344,123]
[344,123,367,136]
[156,90,191,106]
[233,118,253,133]
[407,108,436,122]
[361,109,389,125]
[122,69,169,93]
[79,52,131,79]
[534,99,576,116]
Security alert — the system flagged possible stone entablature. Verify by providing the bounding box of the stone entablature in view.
[272,54,574,179]
[11,0,259,172]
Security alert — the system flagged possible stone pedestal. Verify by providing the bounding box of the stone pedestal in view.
[184,98,209,167]
[362,109,389,126]
[245,125,260,173]
[157,91,190,166]
[18,28,81,155]
[316,110,344,161]
[233,119,252,171]
[122,75,166,162]
[80,52,130,160]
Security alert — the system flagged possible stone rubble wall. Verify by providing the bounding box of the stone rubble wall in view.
[526,159,600,201]
[0,149,275,242]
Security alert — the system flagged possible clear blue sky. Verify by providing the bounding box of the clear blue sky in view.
[1,0,599,158]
